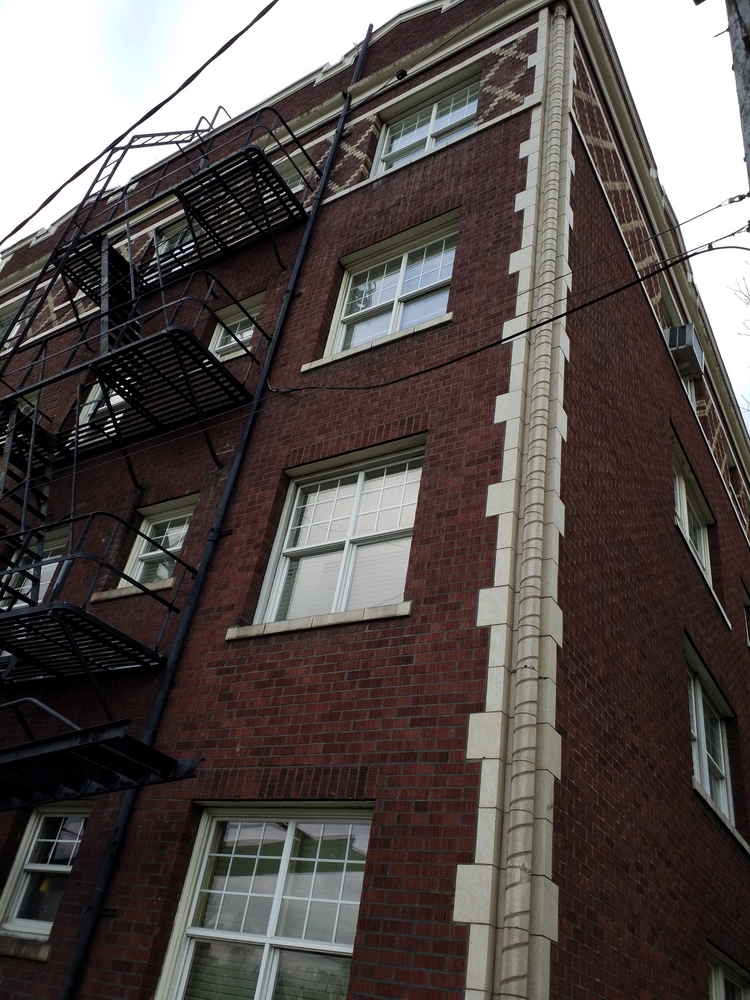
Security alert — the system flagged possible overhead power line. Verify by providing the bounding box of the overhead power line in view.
[0,0,281,251]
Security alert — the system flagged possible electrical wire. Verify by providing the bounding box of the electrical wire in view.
[0,0,281,251]
[12,221,747,497]
[267,225,750,396]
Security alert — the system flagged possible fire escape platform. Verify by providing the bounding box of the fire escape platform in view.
[0,603,167,685]
[82,326,254,449]
[139,146,307,287]
[0,719,200,810]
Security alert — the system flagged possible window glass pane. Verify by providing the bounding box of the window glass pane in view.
[29,816,86,865]
[139,553,176,584]
[342,311,393,350]
[399,287,450,330]
[344,259,400,317]
[347,538,412,610]
[216,316,256,352]
[357,463,422,535]
[289,479,357,548]
[432,119,477,149]
[184,941,263,1000]
[402,236,456,294]
[276,551,343,621]
[434,81,480,132]
[702,696,725,772]
[384,108,432,156]
[17,872,69,922]
[195,823,285,934]
[724,978,742,1000]
[273,951,351,1000]
[686,498,705,559]
[145,515,190,553]
[277,824,367,944]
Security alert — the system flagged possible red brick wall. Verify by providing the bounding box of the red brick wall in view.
[0,33,530,1000]
[553,127,750,998]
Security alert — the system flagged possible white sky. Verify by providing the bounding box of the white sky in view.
[1,0,749,409]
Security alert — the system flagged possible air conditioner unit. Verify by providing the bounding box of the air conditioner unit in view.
[663,323,704,378]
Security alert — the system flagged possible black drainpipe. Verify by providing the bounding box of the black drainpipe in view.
[59,26,372,1000]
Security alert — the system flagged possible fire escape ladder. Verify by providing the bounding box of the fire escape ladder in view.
[0,404,63,536]
[0,145,131,375]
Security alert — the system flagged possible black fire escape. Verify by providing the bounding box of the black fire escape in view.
[0,107,320,810]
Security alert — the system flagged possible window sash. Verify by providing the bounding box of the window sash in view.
[380,80,480,171]
[674,472,710,577]
[689,674,733,819]
[1,813,87,937]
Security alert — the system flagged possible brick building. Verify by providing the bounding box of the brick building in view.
[0,1,749,998]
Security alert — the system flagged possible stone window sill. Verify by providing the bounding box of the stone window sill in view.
[692,778,750,857]
[0,934,50,962]
[300,314,452,372]
[226,601,411,640]
[89,577,174,603]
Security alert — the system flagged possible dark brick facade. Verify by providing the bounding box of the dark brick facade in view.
[1,2,749,1000]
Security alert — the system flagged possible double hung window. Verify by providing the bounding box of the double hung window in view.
[0,305,22,347]
[709,955,750,999]
[332,234,456,354]
[122,498,196,587]
[377,79,480,173]
[0,809,88,940]
[259,454,422,623]
[673,458,712,579]
[156,813,371,1000]
[209,295,264,361]
[79,383,127,442]
[688,671,734,819]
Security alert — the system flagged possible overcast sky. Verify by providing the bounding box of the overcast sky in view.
[1,0,749,410]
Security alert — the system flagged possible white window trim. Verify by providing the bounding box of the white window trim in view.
[0,295,25,349]
[372,76,481,176]
[208,293,265,361]
[254,447,423,625]
[0,805,90,943]
[153,805,372,1000]
[120,496,197,588]
[686,642,735,823]
[673,448,713,581]
[323,211,459,360]
[708,947,750,999]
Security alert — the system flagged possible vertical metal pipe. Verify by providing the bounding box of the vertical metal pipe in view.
[58,27,372,1000]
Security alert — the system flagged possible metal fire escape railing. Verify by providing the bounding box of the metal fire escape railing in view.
[0,700,200,811]
[0,105,321,807]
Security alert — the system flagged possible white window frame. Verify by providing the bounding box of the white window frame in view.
[121,496,197,588]
[154,806,372,1000]
[324,214,459,359]
[78,382,128,442]
[208,293,265,361]
[673,450,713,580]
[255,447,423,625]
[0,297,24,349]
[373,77,480,175]
[0,806,89,942]
[709,950,750,999]
[687,661,734,821]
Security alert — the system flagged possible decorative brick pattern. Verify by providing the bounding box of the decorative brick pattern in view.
[572,41,662,317]
[476,26,539,125]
